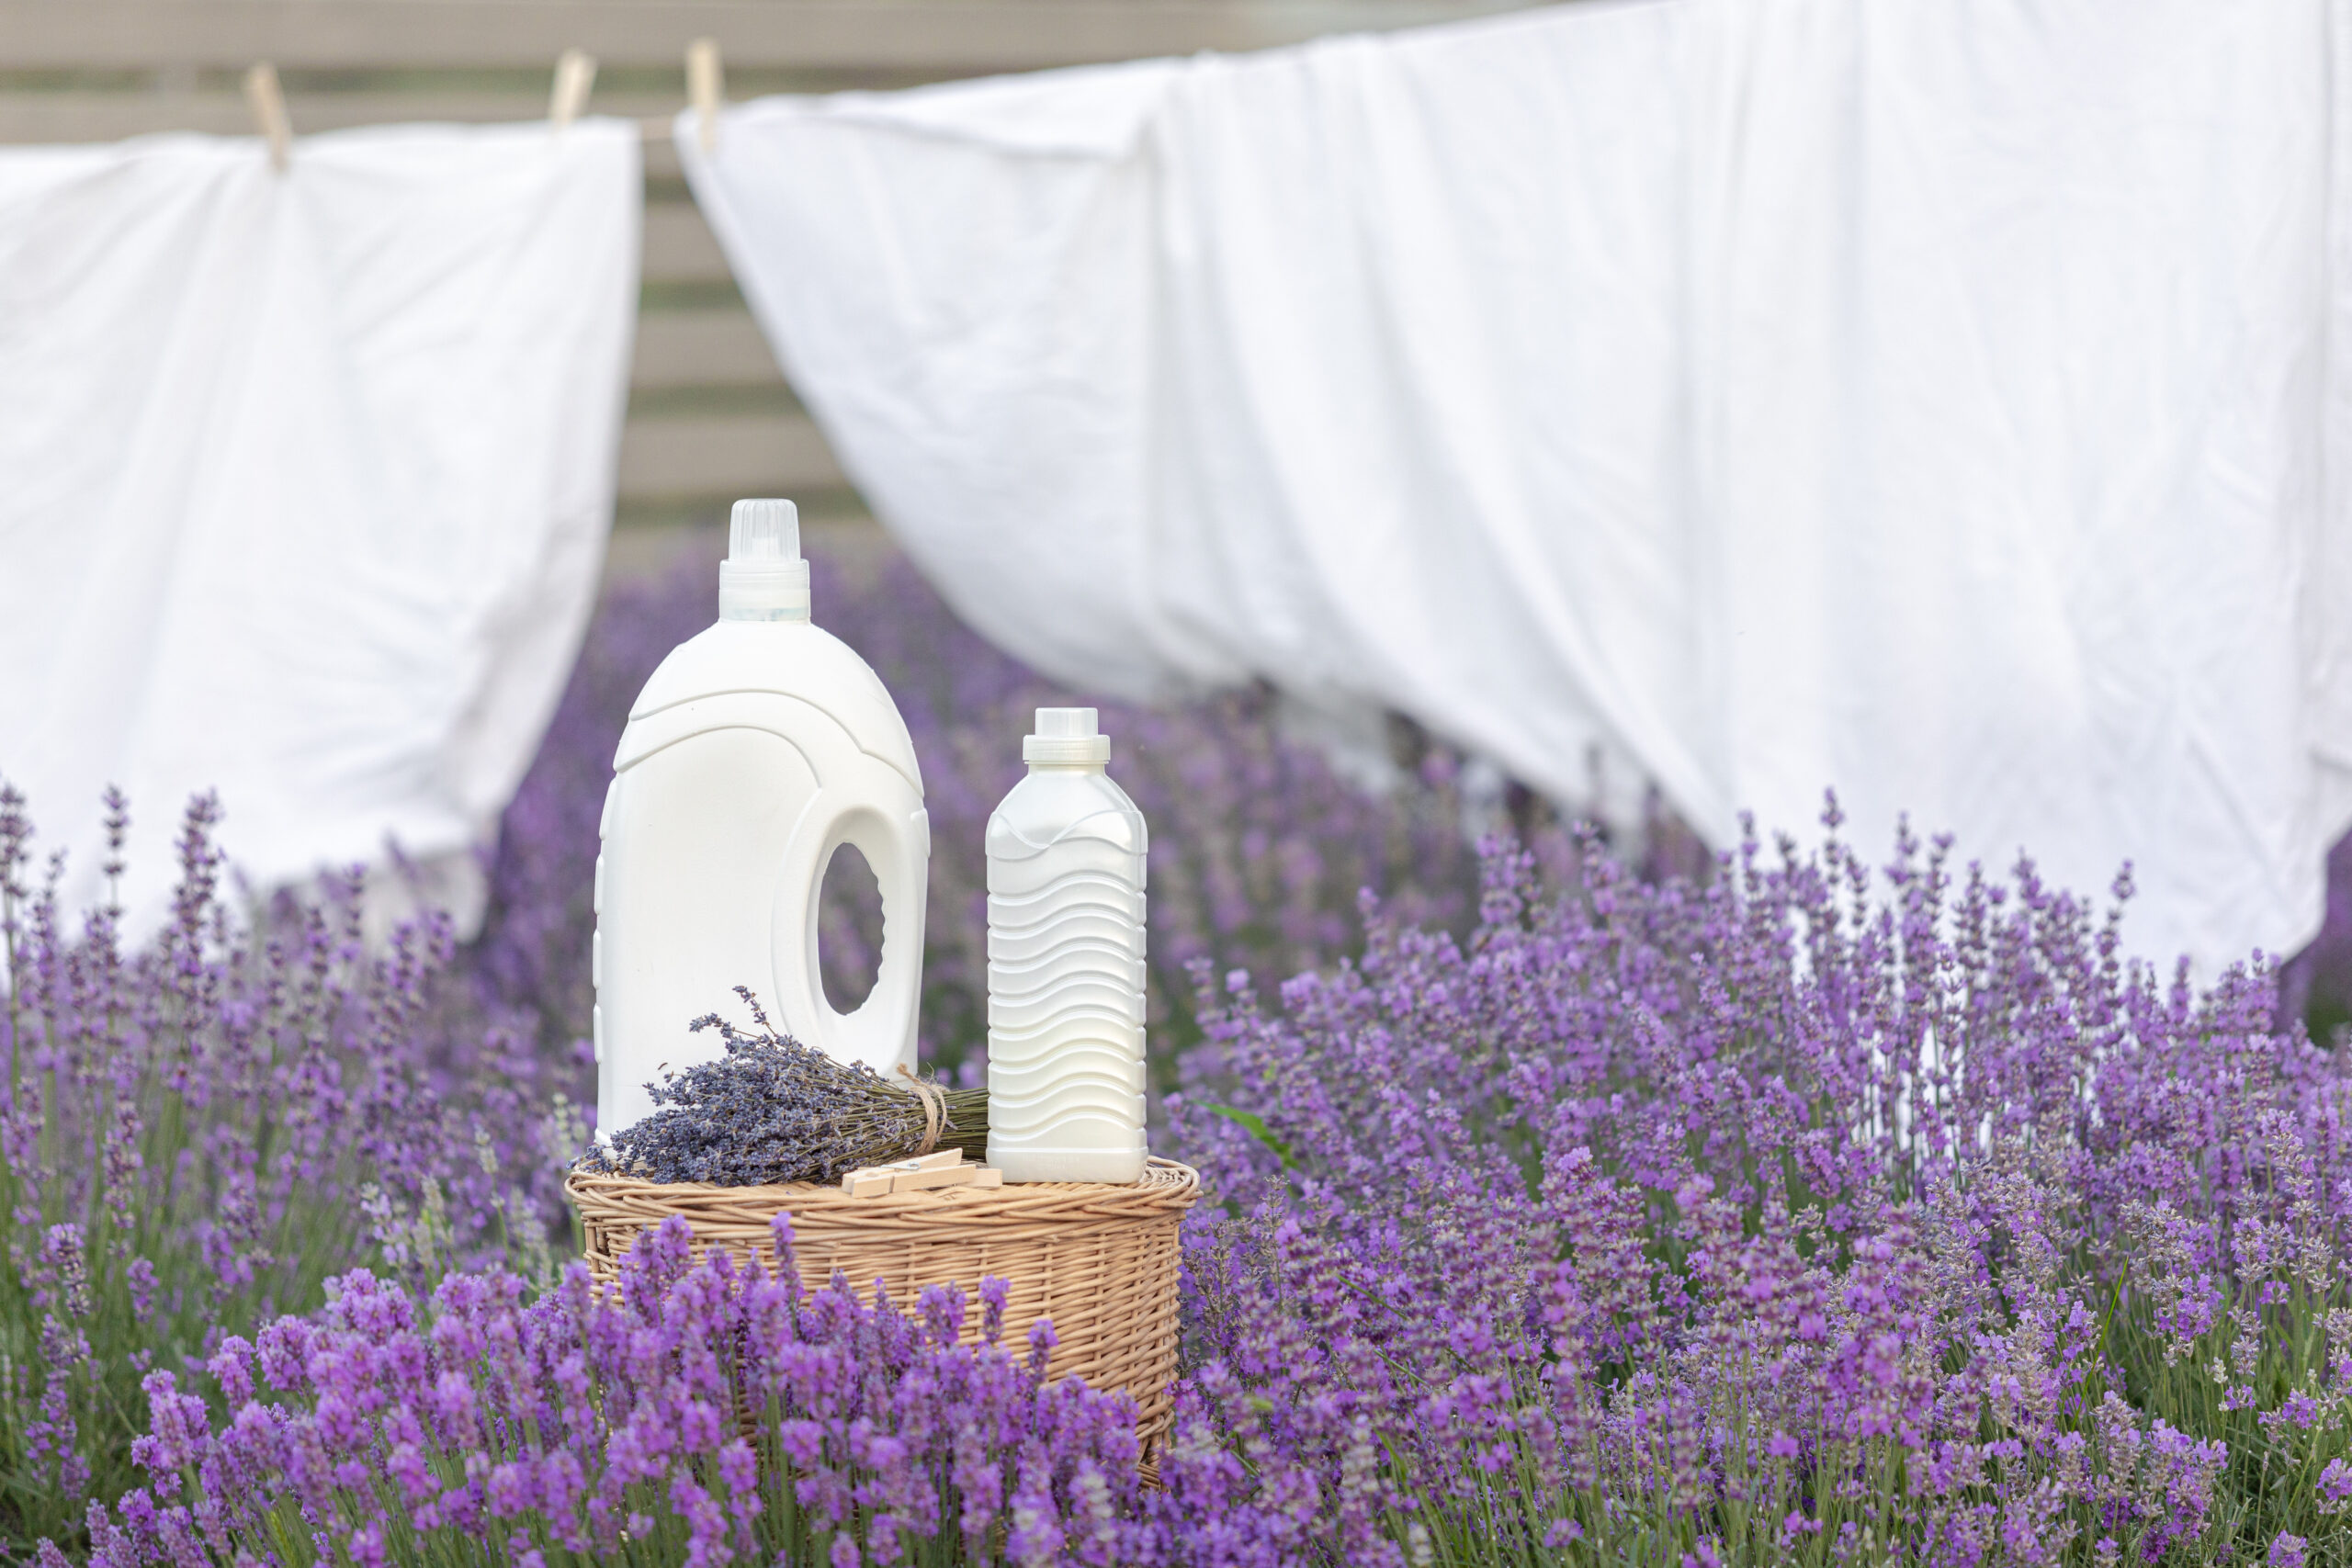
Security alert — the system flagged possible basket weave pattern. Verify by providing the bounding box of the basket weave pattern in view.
[566,1157,1200,1442]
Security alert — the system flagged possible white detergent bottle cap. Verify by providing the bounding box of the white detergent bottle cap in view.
[1023,706,1111,765]
[719,498,810,621]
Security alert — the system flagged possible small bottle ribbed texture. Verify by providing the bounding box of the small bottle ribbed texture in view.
[985,714,1148,1183]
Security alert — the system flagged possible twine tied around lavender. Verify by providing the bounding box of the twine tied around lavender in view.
[896,1064,946,1155]
[579,987,987,1186]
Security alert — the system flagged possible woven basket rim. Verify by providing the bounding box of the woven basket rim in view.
[564,1155,1200,1221]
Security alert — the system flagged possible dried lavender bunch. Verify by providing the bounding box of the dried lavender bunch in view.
[582,987,986,1185]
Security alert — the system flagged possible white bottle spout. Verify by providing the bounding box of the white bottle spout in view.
[1023,705,1111,767]
[719,498,809,622]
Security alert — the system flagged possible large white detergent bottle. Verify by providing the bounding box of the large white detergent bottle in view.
[594,500,929,1140]
[986,708,1148,1184]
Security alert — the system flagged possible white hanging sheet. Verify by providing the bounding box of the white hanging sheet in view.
[0,118,641,942]
[682,0,2352,976]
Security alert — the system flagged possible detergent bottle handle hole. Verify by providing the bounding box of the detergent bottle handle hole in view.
[815,842,883,1011]
[786,793,928,1078]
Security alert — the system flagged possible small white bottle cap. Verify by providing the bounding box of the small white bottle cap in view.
[1023,706,1111,766]
[719,499,810,621]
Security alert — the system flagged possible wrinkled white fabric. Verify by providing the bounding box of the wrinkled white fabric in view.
[0,119,640,942]
[684,0,2352,975]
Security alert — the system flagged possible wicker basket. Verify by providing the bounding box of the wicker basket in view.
[565,1157,1200,1442]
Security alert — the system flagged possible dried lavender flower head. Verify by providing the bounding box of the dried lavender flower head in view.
[581,987,985,1185]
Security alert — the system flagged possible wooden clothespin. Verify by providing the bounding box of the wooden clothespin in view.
[686,37,724,153]
[842,1147,1004,1199]
[242,62,291,174]
[548,48,598,130]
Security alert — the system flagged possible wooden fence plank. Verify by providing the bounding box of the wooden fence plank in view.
[0,1,1532,72]
[643,201,729,283]
[617,412,843,497]
[631,310,782,388]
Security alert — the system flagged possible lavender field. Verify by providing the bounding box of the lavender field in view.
[5,536,2351,1566]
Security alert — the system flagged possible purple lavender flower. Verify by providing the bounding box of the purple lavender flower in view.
[70,1220,1158,1565]
[0,781,575,1548]
[1160,809,2352,1562]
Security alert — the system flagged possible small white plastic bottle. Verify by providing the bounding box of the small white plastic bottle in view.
[985,708,1148,1184]
[594,500,930,1141]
